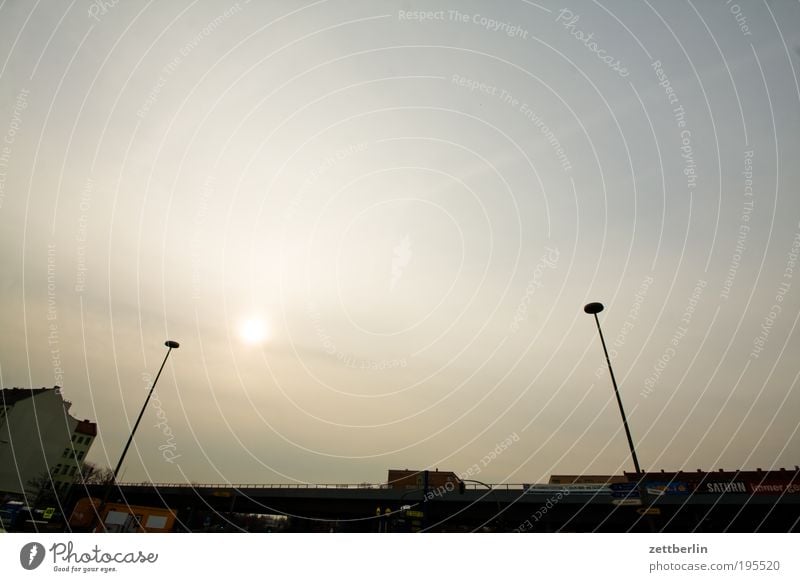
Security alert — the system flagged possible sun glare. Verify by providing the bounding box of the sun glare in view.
[239,318,269,345]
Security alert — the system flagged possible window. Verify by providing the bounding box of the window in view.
[69,465,76,476]
[62,465,70,475]
[63,448,71,458]
[145,515,168,529]
[77,451,84,460]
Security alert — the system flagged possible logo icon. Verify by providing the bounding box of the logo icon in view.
[20,542,46,570]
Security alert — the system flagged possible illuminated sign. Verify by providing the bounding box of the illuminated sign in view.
[748,482,800,495]
[703,481,746,494]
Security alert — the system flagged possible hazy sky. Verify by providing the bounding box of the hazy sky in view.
[1,0,799,486]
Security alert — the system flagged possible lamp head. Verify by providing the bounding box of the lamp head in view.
[583,302,604,315]
[165,340,180,349]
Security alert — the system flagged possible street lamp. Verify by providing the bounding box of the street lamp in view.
[87,341,179,532]
[583,303,642,474]
[112,340,180,480]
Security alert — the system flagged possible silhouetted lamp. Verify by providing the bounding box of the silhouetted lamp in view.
[112,340,180,480]
[583,302,642,474]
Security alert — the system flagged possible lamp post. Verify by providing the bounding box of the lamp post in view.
[87,341,179,532]
[583,303,641,474]
[112,340,180,480]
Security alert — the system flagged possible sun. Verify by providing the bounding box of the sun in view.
[238,317,270,345]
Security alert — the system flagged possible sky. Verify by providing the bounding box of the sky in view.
[0,0,799,487]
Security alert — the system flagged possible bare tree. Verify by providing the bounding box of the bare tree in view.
[26,471,57,508]
[76,462,114,485]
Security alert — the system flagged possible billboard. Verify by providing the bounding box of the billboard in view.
[748,482,800,495]
[701,481,747,494]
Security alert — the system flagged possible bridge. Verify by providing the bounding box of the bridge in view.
[72,482,800,532]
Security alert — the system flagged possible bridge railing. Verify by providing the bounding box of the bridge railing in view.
[112,482,601,492]
[116,482,392,490]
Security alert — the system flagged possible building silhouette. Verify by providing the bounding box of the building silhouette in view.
[0,386,96,503]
